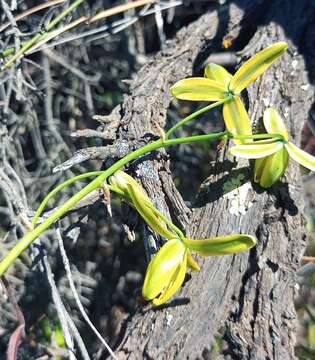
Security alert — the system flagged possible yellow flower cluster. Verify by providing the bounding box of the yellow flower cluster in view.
[171,42,315,187]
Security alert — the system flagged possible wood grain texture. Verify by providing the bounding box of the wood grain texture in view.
[92,0,315,358]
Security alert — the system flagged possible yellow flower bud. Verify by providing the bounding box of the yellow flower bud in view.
[142,239,188,306]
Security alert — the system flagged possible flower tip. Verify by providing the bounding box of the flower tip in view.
[246,235,257,248]
[269,41,289,59]
[229,42,288,94]
[266,41,288,55]
[152,298,165,307]
[169,83,176,96]
[141,286,154,302]
[276,41,288,51]
[187,252,200,271]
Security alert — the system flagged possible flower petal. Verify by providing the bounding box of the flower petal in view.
[142,239,186,301]
[204,63,232,88]
[170,77,227,101]
[187,252,200,271]
[222,96,252,144]
[229,42,288,94]
[285,142,315,171]
[253,157,267,183]
[229,141,283,159]
[263,108,289,140]
[259,147,289,188]
[184,234,256,256]
[153,250,187,306]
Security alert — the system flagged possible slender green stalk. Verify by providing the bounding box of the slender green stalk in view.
[46,0,85,31]
[3,0,85,68]
[4,33,42,68]
[233,133,285,141]
[0,128,282,276]
[32,171,103,226]
[165,98,229,138]
[0,131,228,276]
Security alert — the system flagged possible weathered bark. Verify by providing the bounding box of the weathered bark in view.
[96,1,315,358]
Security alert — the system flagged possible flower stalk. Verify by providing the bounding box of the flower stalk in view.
[0,130,232,276]
[2,41,313,307]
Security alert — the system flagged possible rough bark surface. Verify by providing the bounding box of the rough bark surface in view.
[94,1,315,359]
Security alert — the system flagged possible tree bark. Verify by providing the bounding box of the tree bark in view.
[95,0,315,358]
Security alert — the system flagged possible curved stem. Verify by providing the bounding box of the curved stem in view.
[165,98,228,139]
[32,171,104,227]
[0,131,228,276]
[233,133,285,141]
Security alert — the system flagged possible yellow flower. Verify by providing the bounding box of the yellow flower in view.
[109,171,202,272]
[110,171,257,305]
[170,42,288,143]
[142,234,256,306]
[229,108,315,188]
[142,238,188,306]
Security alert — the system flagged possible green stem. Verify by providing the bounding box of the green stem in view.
[233,133,285,141]
[165,98,228,138]
[0,131,228,276]
[46,0,85,31]
[32,171,103,227]
[3,0,85,68]
[4,33,42,68]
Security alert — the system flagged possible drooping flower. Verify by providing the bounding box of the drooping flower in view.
[142,234,256,306]
[142,238,188,306]
[109,171,257,306]
[229,108,315,188]
[170,42,288,143]
[109,170,200,271]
